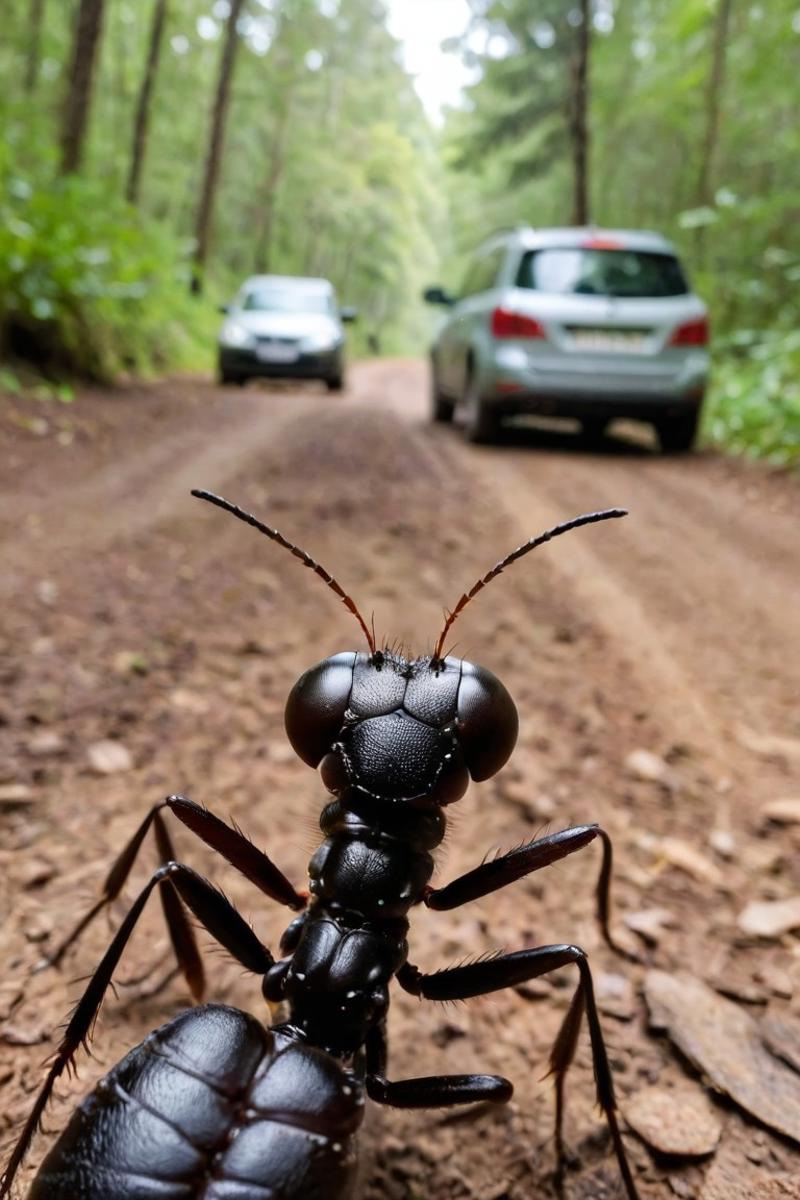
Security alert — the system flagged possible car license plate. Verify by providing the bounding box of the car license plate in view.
[569,328,648,353]
[256,342,299,363]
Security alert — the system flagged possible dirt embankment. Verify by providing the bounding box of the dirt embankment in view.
[1,362,799,1199]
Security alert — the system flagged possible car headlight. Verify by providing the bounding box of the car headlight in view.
[220,320,253,349]
[302,332,340,353]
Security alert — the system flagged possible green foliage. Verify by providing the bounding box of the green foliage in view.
[0,146,215,380]
[704,329,800,466]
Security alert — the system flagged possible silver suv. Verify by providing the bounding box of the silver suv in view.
[424,227,709,451]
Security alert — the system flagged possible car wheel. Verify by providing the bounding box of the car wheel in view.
[219,368,245,387]
[325,374,344,392]
[580,416,609,442]
[461,372,498,444]
[655,410,699,454]
[430,359,454,423]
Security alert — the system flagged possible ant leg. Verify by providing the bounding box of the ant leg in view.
[0,861,273,1200]
[399,945,639,1200]
[364,1022,511,1108]
[44,792,304,970]
[425,823,629,956]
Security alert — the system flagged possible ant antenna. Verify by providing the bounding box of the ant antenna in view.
[191,490,376,655]
[433,508,627,661]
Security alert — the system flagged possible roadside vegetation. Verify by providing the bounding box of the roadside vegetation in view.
[1,0,798,464]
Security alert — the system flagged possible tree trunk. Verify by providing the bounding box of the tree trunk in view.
[126,0,168,204]
[25,0,46,94]
[569,0,590,225]
[60,0,106,175]
[191,0,246,294]
[695,0,733,209]
[253,85,294,274]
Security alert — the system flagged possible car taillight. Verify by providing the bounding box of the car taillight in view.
[491,307,546,339]
[581,236,622,250]
[669,316,709,346]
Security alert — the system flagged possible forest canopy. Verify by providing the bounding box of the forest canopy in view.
[1,0,798,462]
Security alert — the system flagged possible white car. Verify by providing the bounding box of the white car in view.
[425,227,709,451]
[218,275,356,391]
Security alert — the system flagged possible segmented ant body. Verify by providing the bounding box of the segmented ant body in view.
[1,494,639,1200]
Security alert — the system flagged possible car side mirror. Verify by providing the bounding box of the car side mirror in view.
[219,303,231,315]
[340,306,358,323]
[423,286,454,306]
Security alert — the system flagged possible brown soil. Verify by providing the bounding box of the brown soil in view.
[1,361,799,1199]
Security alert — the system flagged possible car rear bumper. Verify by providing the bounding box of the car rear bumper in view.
[482,351,708,419]
[219,347,342,380]
[489,388,705,422]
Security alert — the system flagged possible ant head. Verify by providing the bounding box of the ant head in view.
[284,649,518,808]
[191,490,627,807]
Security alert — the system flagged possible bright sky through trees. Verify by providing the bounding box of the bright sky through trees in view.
[385,0,474,120]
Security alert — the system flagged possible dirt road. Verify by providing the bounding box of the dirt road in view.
[1,361,799,1199]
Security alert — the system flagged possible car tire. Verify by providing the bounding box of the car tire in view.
[325,374,344,392]
[430,359,454,423]
[219,368,246,387]
[462,372,498,444]
[655,410,699,454]
[580,416,609,442]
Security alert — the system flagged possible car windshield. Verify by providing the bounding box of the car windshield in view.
[516,248,689,298]
[242,287,334,314]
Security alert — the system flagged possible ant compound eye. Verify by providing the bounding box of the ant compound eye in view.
[456,662,518,781]
[284,652,357,767]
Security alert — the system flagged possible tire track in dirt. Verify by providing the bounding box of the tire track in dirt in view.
[0,385,332,591]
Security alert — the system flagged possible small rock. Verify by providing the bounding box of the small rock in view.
[113,650,149,676]
[36,579,58,605]
[761,798,800,826]
[432,1020,469,1048]
[710,969,768,1006]
[659,838,724,887]
[267,742,296,764]
[708,829,736,859]
[0,782,35,805]
[532,792,556,818]
[645,970,800,1143]
[25,729,65,757]
[238,638,268,656]
[515,979,553,1001]
[736,726,800,765]
[761,1011,800,1074]
[625,749,678,787]
[501,778,557,820]
[0,1025,49,1046]
[23,911,53,942]
[737,897,800,938]
[624,907,677,946]
[623,1083,721,1157]
[753,964,793,1000]
[169,689,209,714]
[87,739,133,774]
[597,971,636,1020]
[19,857,55,889]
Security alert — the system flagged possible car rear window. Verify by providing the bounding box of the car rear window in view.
[515,248,689,298]
[243,288,334,314]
